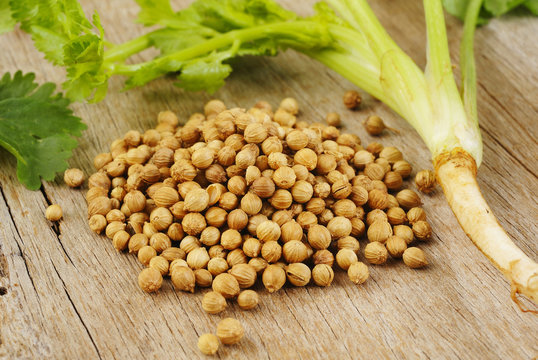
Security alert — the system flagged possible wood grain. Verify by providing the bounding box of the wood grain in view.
[1,1,537,359]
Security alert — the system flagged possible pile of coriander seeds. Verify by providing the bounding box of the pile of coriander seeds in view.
[86,97,431,308]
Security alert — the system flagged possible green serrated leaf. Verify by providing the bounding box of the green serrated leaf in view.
[0,0,16,34]
[0,71,86,190]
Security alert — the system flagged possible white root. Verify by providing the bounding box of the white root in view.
[435,149,538,306]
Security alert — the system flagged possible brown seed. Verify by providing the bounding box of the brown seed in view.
[286,130,309,150]
[237,290,259,310]
[149,207,173,231]
[307,224,331,250]
[64,168,85,187]
[250,176,276,198]
[256,220,281,243]
[415,170,436,193]
[194,269,213,287]
[138,268,163,293]
[325,112,341,127]
[286,263,311,286]
[184,188,210,212]
[138,245,157,266]
[261,241,282,263]
[294,148,318,171]
[412,220,432,241]
[186,247,210,269]
[45,204,63,221]
[181,212,206,235]
[407,207,427,225]
[384,171,403,191]
[89,214,107,234]
[212,273,240,298]
[149,256,169,276]
[386,235,407,258]
[343,90,361,109]
[208,257,229,276]
[312,264,334,286]
[392,160,412,178]
[379,147,403,164]
[112,230,130,251]
[262,264,286,293]
[228,264,257,288]
[393,225,414,244]
[216,318,244,345]
[403,247,428,268]
[335,248,358,270]
[337,236,360,253]
[367,220,393,244]
[270,189,293,209]
[348,262,369,284]
[385,206,406,226]
[171,266,195,293]
[364,242,388,265]
[396,189,422,210]
[327,216,352,239]
[241,192,263,215]
[273,166,296,189]
[244,123,268,144]
[282,240,309,263]
[313,249,334,266]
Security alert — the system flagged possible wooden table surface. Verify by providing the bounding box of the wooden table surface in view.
[0,1,537,359]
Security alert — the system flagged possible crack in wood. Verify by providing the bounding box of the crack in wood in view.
[0,183,38,296]
[50,261,103,360]
[39,185,74,265]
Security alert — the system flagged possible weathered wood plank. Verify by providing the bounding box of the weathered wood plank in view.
[0,0,537,359]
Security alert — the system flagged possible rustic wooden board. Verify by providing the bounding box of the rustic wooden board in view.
[1,0,537,359]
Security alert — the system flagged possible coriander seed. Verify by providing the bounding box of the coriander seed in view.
[262,264,286,293]
[138,268,163,293]
[415,170,436,193]
[198,333,219,355]
[336,248,358,270]
[45,204,63,221]
[412,220,432,241]
[228,264,257,288]
[64,168,85,187]
[403,247,428,268]
[286,263,311,286]
[348,262,369,284]
[216,318,244,345]
[364,242,388,265]
[385,235,407,258]
[171,266,196,293]
[237,290,259,310]
[312,264,334,286]
[212,273,240,298]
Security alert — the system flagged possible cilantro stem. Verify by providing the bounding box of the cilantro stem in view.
[460,0,484,125]
[104,34,153,63]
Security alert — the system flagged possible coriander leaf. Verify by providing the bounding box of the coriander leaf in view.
[0,0,15,34]
[523,0,538,13]
[484,0,526,15]
[0,71,86,190]
[9,0,108,101]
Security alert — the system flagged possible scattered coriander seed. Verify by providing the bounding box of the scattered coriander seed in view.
[282,240,309,263]
[325,112,341,127]
[343,90,361,109]
[138,268,162,293]
[262,264,286,293]
[407,207,427,224]
[212,273,240,298]
[202,291,227,314]
[286,262,311,286]
[364,242,388,265]
[313,250,334,266]
[415,169,436,193]
[363,115,398,136]
[64,168,85,187]
[216,318,245,345]
[312,264,334,286]
[396,189,422,210]
[385,235,407,258]
[403,247,428,268]
[45,204,63,221]
[335,248,358,270]
[171,266,195,293]
[366,220,393,244]
[198,333,219,355]
[149,256,169,276]
[393,225,414,245]
[138,245,157,265]
[228,264,257,288]
[347,262,369,284]
[237,290,259,310]
[412,220,432,241]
